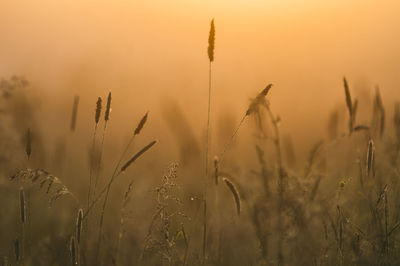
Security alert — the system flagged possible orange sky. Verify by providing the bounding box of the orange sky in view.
[1,0,400,153]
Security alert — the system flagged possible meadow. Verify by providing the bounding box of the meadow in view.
[1,15,400,266]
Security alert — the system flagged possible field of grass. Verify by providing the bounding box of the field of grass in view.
[1,19,400,266]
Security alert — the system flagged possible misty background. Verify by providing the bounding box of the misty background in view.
[1,0,400,169]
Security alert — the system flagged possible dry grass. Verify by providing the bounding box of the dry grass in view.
[70,95,79,132]
[222,177,241,216]
[2,20,400,266]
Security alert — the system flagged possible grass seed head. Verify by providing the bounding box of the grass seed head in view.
[343,77,352,117]
[246,84,273,116]
[207,19,215,62]
[95,97,102,124]
[105,91,112,122]
[121,140,157,172]
[134,112,149,135]
[70,95,79,131]
[223,177,241,215]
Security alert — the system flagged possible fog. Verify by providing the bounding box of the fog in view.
[1,0,400,159]
[2,2,400,265]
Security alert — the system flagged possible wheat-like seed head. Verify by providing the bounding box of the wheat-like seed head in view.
[207,19,215,62]
[105,91,112,122]
[11,169,76,205]
[246,84,273,116]
[70,95,79,132]
[95,97,102,124]
[222,177,241,215]
[121,140,157,172]
[134,112,148,135]
[343,77,352,117]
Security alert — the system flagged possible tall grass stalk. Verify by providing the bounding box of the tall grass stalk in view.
[203,18,215,263]
[218,84,272,164]
[76,208,83,265]
[70,236,76,266]
[93,91,112,201]
[265,101,285,265]
[95,112,150,262]
[14,238,19,263]
[115,181,133,266]
[87,97,102,225]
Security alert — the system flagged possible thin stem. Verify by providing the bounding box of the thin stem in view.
[115,183,132,266]
[385,190,389,256]
[205,61,212,181]
[265,104,284,265]
[265,105,282,168]
[93,122,108,200]
[202,200,207,263]
[66,140,138,263]
[21,223,25,263]
[182,223,189,266]
[94,135,136,262]
[115,213,124,266]
[203,61,212,264]
[218,114,247,164]
[86,124,98,226]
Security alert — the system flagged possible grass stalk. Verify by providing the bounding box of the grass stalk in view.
[265,102,285,265]
[87,97,102,227]
[93,92,112,201]
[203,19,215,264]
[115,181,133,266]
[19,187,25,263]
[94,113,150,262]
